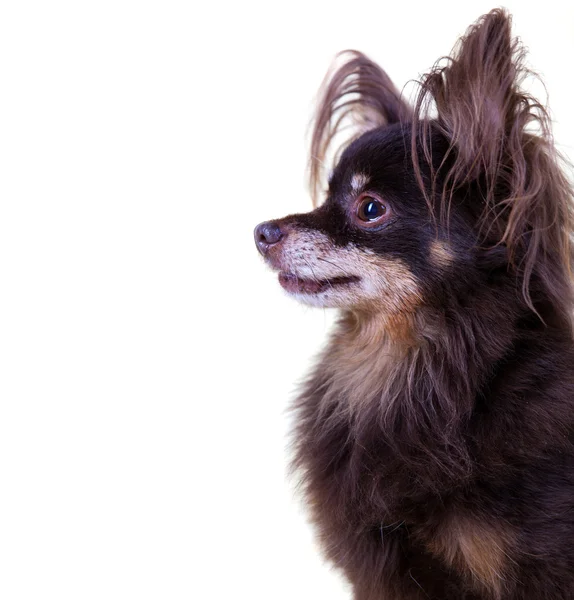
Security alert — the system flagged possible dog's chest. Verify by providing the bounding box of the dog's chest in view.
[297,383,401,526]
[297,401,512,599]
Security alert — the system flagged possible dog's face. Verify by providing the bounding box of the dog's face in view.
[255,125,460,320]
[255,12,573,324]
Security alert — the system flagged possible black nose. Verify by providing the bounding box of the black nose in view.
[254,221,284,255]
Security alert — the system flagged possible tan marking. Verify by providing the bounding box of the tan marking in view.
[424,515,514,598]
[276,228,421,317]
[274,226,423,412]
[317,309,416,414]
[351,173,369,192]
[310,255,422,414]
[429,239,454,268]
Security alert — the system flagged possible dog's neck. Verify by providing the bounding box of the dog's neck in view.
[316,292,518,434]
[315,310,414,415]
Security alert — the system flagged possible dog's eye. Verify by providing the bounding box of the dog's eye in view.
[352,192,391,229]
[357,196,387,222]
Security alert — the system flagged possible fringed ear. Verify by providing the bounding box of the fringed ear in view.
[309,51,412,206]
[414,8,574,316]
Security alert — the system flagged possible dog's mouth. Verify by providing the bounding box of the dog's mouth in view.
[278,272,360,294]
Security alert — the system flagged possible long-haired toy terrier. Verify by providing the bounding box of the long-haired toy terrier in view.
[254,9,574,599]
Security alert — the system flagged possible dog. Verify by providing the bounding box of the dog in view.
[254,9,574,599]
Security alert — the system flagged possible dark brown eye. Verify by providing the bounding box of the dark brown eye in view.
[357,196,386,222]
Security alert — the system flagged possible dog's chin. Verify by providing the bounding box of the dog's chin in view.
[278,271,361,308]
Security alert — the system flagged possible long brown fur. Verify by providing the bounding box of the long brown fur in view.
[411,10,574,318]
[309,50,413,207]
[255,8,574,600]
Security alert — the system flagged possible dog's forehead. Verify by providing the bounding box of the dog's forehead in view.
[329,124,411,193]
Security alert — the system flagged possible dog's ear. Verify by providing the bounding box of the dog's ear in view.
[415,8,574,315]
[417,9,517,186]
[309,51,412,206]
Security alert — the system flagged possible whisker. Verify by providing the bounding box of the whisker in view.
[304,258,336,294]
[317,256,354,279]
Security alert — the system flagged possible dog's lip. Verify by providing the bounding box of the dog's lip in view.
[278,271,360,294]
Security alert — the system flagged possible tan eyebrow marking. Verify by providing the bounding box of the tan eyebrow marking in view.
[351,173,370,192]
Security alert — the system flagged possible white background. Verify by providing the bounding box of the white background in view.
[1,1,573,598]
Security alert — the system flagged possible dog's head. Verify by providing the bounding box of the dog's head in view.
[255,9,573,326]
[254,125,447,319]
